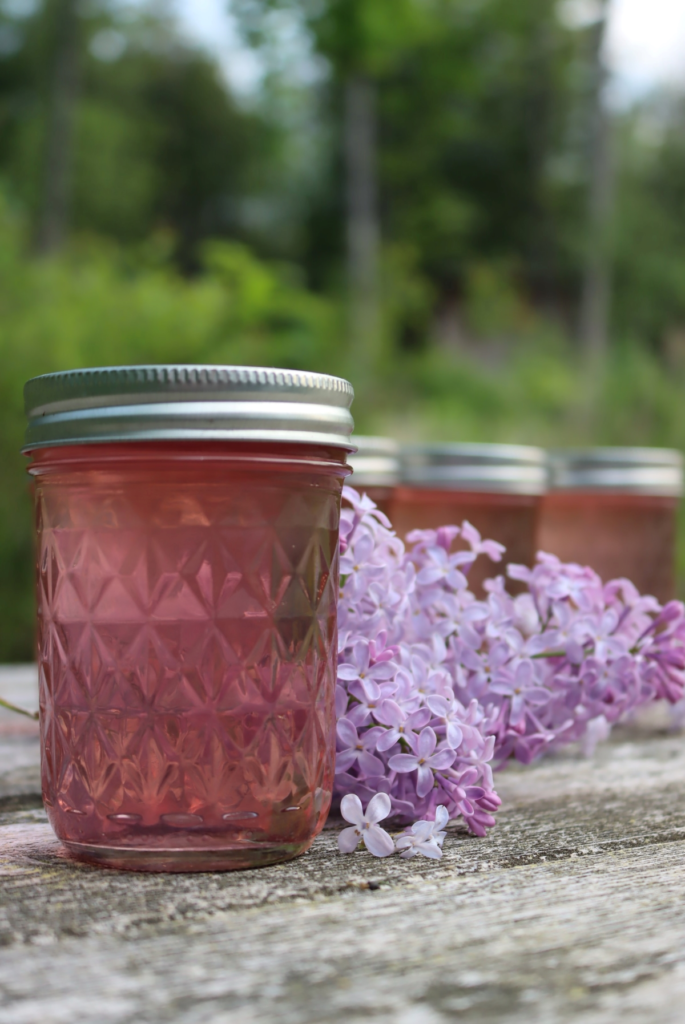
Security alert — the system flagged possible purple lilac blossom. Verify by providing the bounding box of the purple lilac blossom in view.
[395,804,450,859]
[338,792,395,857]
[335,486,685,843]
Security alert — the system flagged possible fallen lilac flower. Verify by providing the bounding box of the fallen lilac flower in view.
[337,793,395,857]
[395,805,450,859]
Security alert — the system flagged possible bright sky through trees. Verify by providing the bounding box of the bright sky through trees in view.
[172,0,263,92]
[174,0,685,100]
[607,0,685,98]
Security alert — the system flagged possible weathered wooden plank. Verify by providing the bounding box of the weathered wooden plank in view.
[0,665,39,729]
[1,666,685,1023]
[0,666,40,812]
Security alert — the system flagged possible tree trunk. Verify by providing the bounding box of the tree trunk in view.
[35,0,81,255]
[578,2,614,363]
[344,73,381,371]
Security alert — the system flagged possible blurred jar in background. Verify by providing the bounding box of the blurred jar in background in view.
[347,436,400,517]
[392,444,547,594]
[25,365,354,872]
[539,448,684,601]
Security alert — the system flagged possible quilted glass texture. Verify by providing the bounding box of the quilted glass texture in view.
[32,443,344,867]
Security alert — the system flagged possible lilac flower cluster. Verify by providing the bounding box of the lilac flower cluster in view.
[336,487,504,839]
[335,486,685,849]
[490,555,685,763]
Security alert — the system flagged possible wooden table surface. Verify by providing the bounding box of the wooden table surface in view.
[2,667,685,1024]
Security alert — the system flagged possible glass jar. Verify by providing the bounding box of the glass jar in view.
[392,444,547,595]
[539,447,683,601]
[347,436,400,517]
[24,366,354,872]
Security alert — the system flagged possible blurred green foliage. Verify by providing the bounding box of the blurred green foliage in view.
[0,2,280,264]
[233,0,586,307]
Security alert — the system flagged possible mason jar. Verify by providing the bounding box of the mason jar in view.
[392,444,547,594]
[539,447,683,601]
[24,366,354,872]
[347,436,400,517]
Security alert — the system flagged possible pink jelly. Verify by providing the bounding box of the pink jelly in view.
[538,447,683,603]
[394,443,547,597]
[24,367,354,871]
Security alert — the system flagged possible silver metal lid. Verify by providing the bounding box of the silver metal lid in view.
[548,447,683,496]
[23,365,355,451]
[348,436,400,487]
[401,443,548,495]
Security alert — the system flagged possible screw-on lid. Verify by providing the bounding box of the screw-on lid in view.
[348,436,400,487]
[401,443,547,495]
[23,365,355,451]
[548,447,683,496]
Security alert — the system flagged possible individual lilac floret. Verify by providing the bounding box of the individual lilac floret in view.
[460,521,506,563]
[373,701,431,752]
[338,793,395,857]
[337,639,397,696]
[389,726,457,797]
[415,545,468,591]
[335,718,385,777]
[395,805,450,859]
[488,660,550,728]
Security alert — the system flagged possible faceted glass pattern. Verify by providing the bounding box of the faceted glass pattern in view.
[30,442,346,871]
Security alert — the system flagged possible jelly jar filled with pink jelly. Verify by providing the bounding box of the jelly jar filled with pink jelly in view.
[392,444,547,596]
[538,447,683,603]
[347,435,400,518]
[23,366,354,872]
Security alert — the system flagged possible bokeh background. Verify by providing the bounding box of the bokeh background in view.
[1,0,685,660]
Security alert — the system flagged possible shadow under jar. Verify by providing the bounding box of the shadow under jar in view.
[23,365,354,872]
[538,447,684,602]
[391,444,548,595]
[347,436,400,518]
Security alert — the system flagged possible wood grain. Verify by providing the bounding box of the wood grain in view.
[1,667,685,1023]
